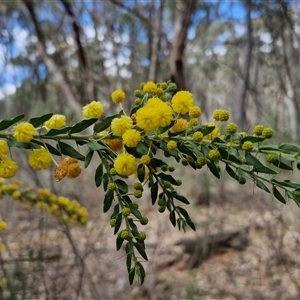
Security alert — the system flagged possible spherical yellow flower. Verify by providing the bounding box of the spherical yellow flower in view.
[213,109,222,121]
[28,148,52,170]
[172,118,189,132]
[143,81,157,94]
[0,156,18,178]
[111,116,133,135]
[141,155,151,165]
[13,122,35,143]
[44,114,66,130]
[122,129,141,148]
[189,106,202,118]
[136,106,159,132]
[167,140,177,150]
[114,153,137,176]
[0,140,8,156]
[171,91,194,114]
[111,89,125,104]
[156,102,173,127]
[219,110,230,122]
[106,139,123,152]
[82,101,104,119]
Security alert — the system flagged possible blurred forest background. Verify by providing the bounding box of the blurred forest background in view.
[1,1,300,299]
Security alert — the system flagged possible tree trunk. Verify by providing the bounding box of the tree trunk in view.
[236,0,253,129]
[169,0,196,90]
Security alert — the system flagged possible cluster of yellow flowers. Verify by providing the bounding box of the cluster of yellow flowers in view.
[0,179,88,226]
[0,217,7,252]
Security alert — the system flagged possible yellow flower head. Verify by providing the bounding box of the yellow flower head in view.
[171,91,194,115]
[122,129,141,148]
[114,153,137,176]
[106,139,123,152]
[189,106,202,118]
[45,114,66,130]
[28,147,52,170]
[213,109,230,122]
[111,89,125,104]
[82,101,104,119]
[0,156,18,178]
[143,81,157,94]
[203,122,221,140]
[136,106,159,132]
[66,161,82,179]
[0,140,9,156]
[172,118,189,132]
[111,116,133,135]
[54,157,82,181]
[13,122,35,143]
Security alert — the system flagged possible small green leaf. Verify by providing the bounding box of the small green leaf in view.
[207,161,220,179]
[134,242,148,261]
[172,192,190,204]
[70,118,98,134]
[42,126,72,136]
[169,210,176,227]
[151,181,158,205]
[130,206,143,220]
[58,141,85,161]
[259,145,281,152]
[93,111,122,133]
[103,173,109,191]
[279,143,300,153]
[245,152,277,174]
[116,232,124,251]
[158,173,179,185]
[111,204,120,219]
[136,142,149,156]
[29,113,53,128]
[271,159,293,171]
[273,187,286,204]
[114,213,122,234]
[31,140,61,156]
[7,139,41,149]
[137,164,145,182]
[115,179,128,194]
[225,165,239,180]
[255,179,270,193]
[85,151,94,168]
[136,262,146,284]
[128,267,135,285]
[0,114,24,131]
[103,190,114,213]
[128,219,139,236]
[95,163,103,187]
[241,136,265,143]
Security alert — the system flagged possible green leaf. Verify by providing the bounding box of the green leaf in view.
[116,232,124,251]
[114,213,122,234]
[151,158,166,168]
[137,164,145,182]
[136,142,149,156]
[177,207,196,231]
[0,114,24,131]
[7,139,41,149]
[42,126,72,136]
[103,173,109,191]
[128,267,135,285]
[125,146,143,158]
[31,140,61,156]
[85,151,94,168]
[245,152,277,174]
[241,136,265,143]
[151,181,158,205]
[125,243,132,271]
[103,190,114,213]
[259,145,281,152]
[172,192,190,204]
[158,173,179,185]
[271,159,293,171]
[187,125,214,136]
[279,143,300,153]
[207,161,220,179]
[130,206,143,220]
[95,163,103,187]
[212,137,227,144]
[169,210,176,227]
[115,179,128,194]
[29,113,53,128]
[93,111,122,133]
[160,141,180,162]
[128,219,139,236]
[225,165,239,180]
[255,179,270,193]
[134,242,148,261]
[58,141,85,161]
[273,187,286,204]
[111,204,120,219]
[136,262,146,284]
[69,118,98,134]
[177,144,196,159]
[219,148,242,164]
